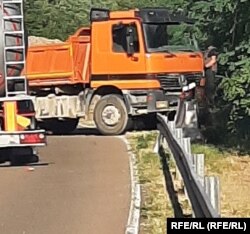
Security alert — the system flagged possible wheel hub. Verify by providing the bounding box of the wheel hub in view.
[101,105,121,126]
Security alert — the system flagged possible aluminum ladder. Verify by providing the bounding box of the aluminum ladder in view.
[1,0,27,97]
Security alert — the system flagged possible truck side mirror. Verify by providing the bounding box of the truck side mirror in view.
[126,26,135,56]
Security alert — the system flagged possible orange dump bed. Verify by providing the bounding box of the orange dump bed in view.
[25,28,91,87]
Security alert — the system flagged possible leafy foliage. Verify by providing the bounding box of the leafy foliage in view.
[24,0,90,40]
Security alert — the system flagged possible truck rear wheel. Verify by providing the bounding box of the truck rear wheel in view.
[94,95,128,135]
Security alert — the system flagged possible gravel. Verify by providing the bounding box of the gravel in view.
[28,36,62,46]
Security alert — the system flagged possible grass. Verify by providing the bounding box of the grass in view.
[127,131,250,222]
[127,131,173,234]
[191,144,229,174]
[191,143,250,217]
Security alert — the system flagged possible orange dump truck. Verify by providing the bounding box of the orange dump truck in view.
[24,8,204,135]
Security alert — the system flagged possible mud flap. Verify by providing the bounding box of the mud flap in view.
[175,99,203,142]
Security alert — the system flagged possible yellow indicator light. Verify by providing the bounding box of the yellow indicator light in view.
[17,115,31,129]
[4,102,17,132]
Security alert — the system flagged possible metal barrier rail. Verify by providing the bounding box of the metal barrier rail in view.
[156,113,220,218]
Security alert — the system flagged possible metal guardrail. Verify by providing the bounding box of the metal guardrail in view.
[155,113,220,218]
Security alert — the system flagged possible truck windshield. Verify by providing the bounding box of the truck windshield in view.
[142,23,198,53]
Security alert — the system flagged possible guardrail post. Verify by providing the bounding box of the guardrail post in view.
[162,138,168,150]
[175,128,183,140]
[172,127,183,189]
[183,137,192,164]
[182,137,193,208]
[205,176,220,214]
[168,121,175,132]
[153,133,161,153]
[192,154,205,187]
[183,138,191,154]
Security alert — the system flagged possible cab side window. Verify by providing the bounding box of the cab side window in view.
[112,23,139,53]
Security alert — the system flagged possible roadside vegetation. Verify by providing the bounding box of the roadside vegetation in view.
[127,130,250,228]
[192,144,250,217]
[127,131,174,234]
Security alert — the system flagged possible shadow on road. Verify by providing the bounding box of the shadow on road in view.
[0,162,51,168]
[0,147,53,168]
[49,127,102,136]
[49,124,158,137]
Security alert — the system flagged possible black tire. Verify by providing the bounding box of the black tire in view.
[126,118,135,131]
[133,113,157,131]
[167,111,176,121]
[9,147,38,166]
[0,149,8,164]
[39,118,79,134]
[142,113,157,130]
[94,95,128,135]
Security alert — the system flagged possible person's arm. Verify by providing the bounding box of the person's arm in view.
[205,55,217,68]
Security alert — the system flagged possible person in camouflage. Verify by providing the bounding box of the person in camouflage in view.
[204,46,219,108]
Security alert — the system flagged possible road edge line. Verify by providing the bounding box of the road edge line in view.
[119,135,141,234]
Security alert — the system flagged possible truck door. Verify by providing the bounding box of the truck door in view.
[107,20,146,76]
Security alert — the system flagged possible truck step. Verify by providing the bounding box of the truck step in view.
[4,46,25,50]
[4,31,24,35]
[6,75,26,79]
[3,15,23,20]
[6,91,27,95]
[3,0,23,4]
[6,61,25,65]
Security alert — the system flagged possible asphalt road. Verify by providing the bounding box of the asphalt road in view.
[0,134,130,234]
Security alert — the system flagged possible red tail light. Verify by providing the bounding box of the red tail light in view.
[20,133,46,144]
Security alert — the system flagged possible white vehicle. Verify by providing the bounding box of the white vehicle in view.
[0,0,46,165]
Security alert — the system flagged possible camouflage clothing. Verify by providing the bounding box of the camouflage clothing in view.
[204,46,219,107]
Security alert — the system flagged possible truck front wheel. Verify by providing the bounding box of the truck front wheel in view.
[94,95,128,135]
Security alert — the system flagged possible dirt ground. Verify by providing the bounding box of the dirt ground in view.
[206,155,250,217]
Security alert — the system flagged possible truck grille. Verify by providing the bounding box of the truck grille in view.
[157,73,202,91]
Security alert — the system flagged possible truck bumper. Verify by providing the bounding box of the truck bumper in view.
[0,130,46,148]
[123,89,169,116]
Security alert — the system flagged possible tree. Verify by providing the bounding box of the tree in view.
[25,0,90,40]
[193,0,250,138]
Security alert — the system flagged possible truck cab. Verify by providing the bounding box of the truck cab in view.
[90,8,204,108]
